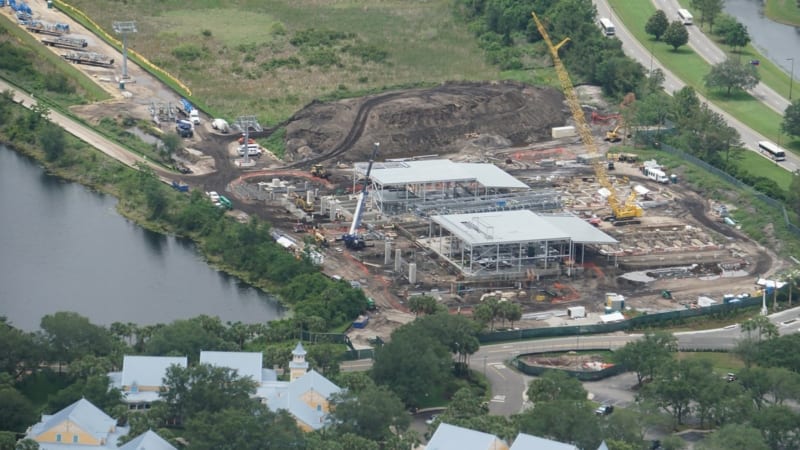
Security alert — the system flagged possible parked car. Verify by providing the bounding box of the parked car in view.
[726,372,737,382]
[425,414,439,425]
[595,404,614,416]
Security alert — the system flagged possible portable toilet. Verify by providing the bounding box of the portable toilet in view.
[47,0,53,8]
[670,174,678,184]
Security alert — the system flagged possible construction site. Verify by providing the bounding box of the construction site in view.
[5,1,781,345]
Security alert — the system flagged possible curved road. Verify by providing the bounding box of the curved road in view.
[595,0,800,173]
[342,305,800,416]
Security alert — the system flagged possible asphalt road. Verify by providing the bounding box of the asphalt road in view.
[655,0,790,115]
[342,304,800,416]
[595,0,800,173]
[0,79,172,178]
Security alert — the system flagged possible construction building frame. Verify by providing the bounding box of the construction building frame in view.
[423,210,618,279]
[352,159,561,217]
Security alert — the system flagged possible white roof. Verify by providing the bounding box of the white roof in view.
[542,214,618,244]
[600,312,626,323]
[31,399,117,442]
[200,351,263,383]
[121,355,187,388]
[510,433,578,450]
[427,423,505,450]
[432,210,569,245]
[118,430,177,450]
[259,369,341,430]
[355,159,528,189]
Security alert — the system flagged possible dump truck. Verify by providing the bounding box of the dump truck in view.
[176,119,193,138]
[310,164,329,179]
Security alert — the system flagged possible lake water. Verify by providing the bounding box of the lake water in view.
[724,0,800,77]
[0,145,284,332]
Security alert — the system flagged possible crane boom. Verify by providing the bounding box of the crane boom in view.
[531,12,642,222]
[343,142,380,249]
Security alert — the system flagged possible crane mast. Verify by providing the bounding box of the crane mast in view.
[343,142,380,249]
[531,12,642,223]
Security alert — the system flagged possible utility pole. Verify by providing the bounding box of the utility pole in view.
[112,21,137,86]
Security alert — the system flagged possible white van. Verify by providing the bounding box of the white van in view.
[238,144,262,157]
[189,109,201,125]
[677,9,693,25]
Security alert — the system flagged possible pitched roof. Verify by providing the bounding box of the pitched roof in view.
[118,430,177,450]
[31,398,116,442]
[292,342,307,356]
[509,433,578,450]
[199,351,263,382]
[260,369,342,430]
[426,423,507,450]
[121,355,187,388]
[597,441,609,450]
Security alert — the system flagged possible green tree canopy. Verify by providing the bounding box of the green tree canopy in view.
[160,363,259,425]
[645,10,669,40]
[696,424,769,450]
[329,384,410,442]
[39,312,115,369]
[704,59,760,95]
[526,370,587,403]
[723,22,750,52]
[186,406,305,450]
[663,21,689,51]
[613,331,677,386]
[145,315,236,362]
[782,100,800,137]
[0,388,37,433]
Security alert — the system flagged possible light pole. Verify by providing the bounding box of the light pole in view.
[788,58,795,100]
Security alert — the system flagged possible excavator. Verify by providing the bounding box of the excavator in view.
[310,164,329,179]
[532,12,642,225]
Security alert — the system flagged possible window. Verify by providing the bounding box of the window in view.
[73,435,79,443]
[56,434,62,442]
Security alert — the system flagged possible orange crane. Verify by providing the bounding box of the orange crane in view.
[531,12,642,224]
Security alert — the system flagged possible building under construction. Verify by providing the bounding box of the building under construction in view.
[421,210,617,279]
[352,159,561,216]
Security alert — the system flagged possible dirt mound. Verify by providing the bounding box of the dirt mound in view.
[283,81,567,163]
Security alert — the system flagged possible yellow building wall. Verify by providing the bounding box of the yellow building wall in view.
[35,419,101,445]
[123,384,160,392]
[487,438,509,450]
[299,390,330,413]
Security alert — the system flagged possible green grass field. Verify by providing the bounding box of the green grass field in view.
[608,0,784,140]
[765,0,800,26]
[675,1,796,107]
[677,351,745,374]
[63,0,499,124]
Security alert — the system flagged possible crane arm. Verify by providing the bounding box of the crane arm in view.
[348,142,380,236]
[531,13,641,219]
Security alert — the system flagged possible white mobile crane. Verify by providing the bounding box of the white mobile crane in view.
[341,142,380,250]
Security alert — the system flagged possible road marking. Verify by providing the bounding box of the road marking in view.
[491,395,506,403]
[490,365,507,380]
[490,363,506,369]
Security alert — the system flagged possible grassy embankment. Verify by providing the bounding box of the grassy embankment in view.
[608,0,794,150]
[765,0,800,26]
[62,0,500,125]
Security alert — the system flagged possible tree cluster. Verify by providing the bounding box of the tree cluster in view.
[453,0,645,97]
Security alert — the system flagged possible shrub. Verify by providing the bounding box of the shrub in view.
[171,44,206,62]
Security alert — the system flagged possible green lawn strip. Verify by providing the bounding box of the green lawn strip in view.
[765,0,800,26]
[677,351,745,375]
[736,151,793,190]
[675,1,795,107]
[608,0,785,146]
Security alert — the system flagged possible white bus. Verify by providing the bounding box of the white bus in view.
[677,9,693,25]
[599,18,615,36]
[757,141,786,161]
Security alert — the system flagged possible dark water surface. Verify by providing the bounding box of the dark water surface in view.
[0,145,283,331]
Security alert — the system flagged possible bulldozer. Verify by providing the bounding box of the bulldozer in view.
[310,164,329,179]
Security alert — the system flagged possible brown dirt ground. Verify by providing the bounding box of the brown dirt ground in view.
[15,6,786,345]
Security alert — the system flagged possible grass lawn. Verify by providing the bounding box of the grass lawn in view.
[675,1,796,109]
[63,0,499,124]
[608,0,783,138]
[677,351,745,375]
[765,0,800,26]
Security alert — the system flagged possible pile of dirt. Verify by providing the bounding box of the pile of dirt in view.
[283,81,568,163]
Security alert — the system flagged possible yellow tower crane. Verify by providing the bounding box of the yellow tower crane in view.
[532,12,642,224]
